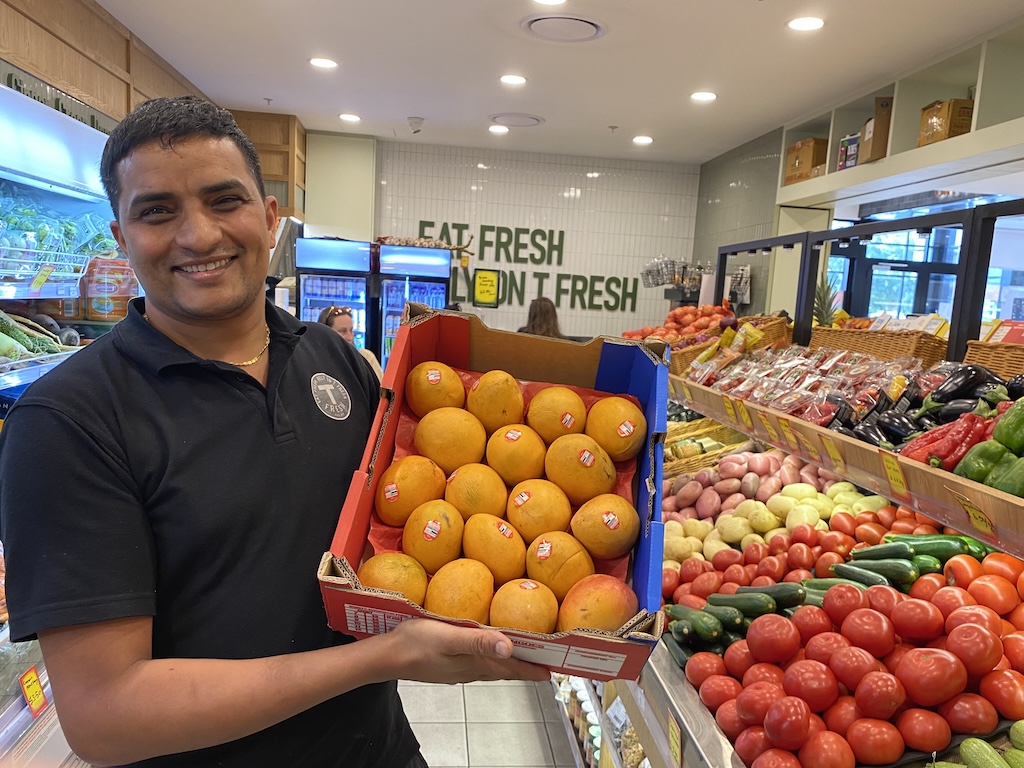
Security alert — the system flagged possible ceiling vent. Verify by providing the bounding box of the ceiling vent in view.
[490,113,545,128]
[521,14,605,43]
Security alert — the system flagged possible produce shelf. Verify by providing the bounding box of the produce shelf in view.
[547,678,586,768]
[670,375,1024,558]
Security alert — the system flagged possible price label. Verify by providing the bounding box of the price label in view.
[672,378,692,403]
[757,412,781,443]
[18,666,47,718]
[798,433,822,463]
[776,417,801,452]
[734,398,754,431]
[668,376,687,403]
[28,265,56,298]
[879,450,912,503]
[667,710,682,767]
[947,488,997,537]
[820,434,846,474]
[721,396,737,424]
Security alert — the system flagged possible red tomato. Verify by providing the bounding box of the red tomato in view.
[788,543,815,572]
[822,696,861,738]
[875,505,897,529]
[791,523,819,547]
[715,699,747,741]
[763,696,812,751]
[819,531,856,558]
[814,552,845,579]
[854,511,881,527]
[746,614,802,664]
[968,574,1020,616]
[791,605,834,645]
[673,594,707,610]
[808,712,826,735]
[913,524,939,535]
[945,623,1003,677]
[699,674,743,713]
[854,670,906,720]
[889,519,918,534]
[768,534,792,555]
[890,598,946,643]
[782,659,839,713]
[691,571,725,599]
[937,693,999,735]
[845,719,904,766]
[896,708,952,753]
[751,575,778,587]
[725,639,757,679]
[784,569,814,584]
[783,648,806,671]
[983,552,1024,583]
[822,584,870,627]
[1003,633,1024,674]
[930,585,977,618]
[997,655,1012,671]
[798,730,855,768]
[945,604,1003,636]
[1017,570,1024,601]
[712,547,746,572]
[908,572,947,601]
[743,663,786,688]
[865,585,904,618]
[1003,619,1019,638]
[841,608,896,658]
[854,523,887,546]
[829,646,884,692]
[927,636,948,650]
[735,681,786,726]
[979,669,1024,720]
[719,582,742,595]
[679,557,705,583]
[751,749,801,768]
[829,512,857,538]
[686,651,729,687]
[882,643,915,675]
[895,649,968,707]
[662,567,681,598]
[744,563,760,581]
[723,563,753,586]
[745,542,770,566]
[734,726,773,768]
[804,632,851,666]
[756,557,786,582]
[944,554,985,588]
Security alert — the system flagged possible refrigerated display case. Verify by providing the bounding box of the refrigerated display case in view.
[295,238,373,350]
[377,244,450,371]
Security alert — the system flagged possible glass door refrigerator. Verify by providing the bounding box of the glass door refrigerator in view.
[295,238,373,351]
[376,244,451,371]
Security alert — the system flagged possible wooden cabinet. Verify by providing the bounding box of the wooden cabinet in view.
[229,111,307,220]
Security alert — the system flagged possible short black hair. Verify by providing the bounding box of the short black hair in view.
[100,95,265,218]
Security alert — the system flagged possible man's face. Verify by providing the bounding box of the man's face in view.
[109,136,277,323]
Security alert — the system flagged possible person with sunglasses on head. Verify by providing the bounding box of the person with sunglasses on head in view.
[318,305,383,383]
[0,96,547,768]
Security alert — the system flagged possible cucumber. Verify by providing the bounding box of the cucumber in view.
[736,582,807,609]
[662,634,693,669]
[1004,749,1024,768]
[722,630,745,647]
[665,604,722,643]
[802,588,827,608]
[801,577,868,591]
[850,541,916,561]
[690,637,726,656]
[883,534,970,563]
[840,558,920,586]
[912,554,943,575]
[959,737,1010,768]
[742,617,754,632]
[831,562,893,587]
[669,618,693,644]
[701,603,745,632]
[706,591,777,618]
[959,535,994,561]
[1011,720,1024,750]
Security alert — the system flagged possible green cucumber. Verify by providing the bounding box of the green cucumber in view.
[840,558,920,585]
[701,603,745,632]
[883,534,970,563]
[1004,748,1024,768]
[722,630,745,647]
[742,617,754,632]
[706,591,777,618]
[831,562,893,587]
[669,618,693,644]
[690,637,726,656]
[1011,720,1024,750]
[665,604,722,643]
[959,535,995,561]
[959,737,1010,768]
[662,634,693,669]
[801,588,827,608]
[912,554,943,575]
[801,577,868,591]
[736,582,806,609]
[850,541,916,561]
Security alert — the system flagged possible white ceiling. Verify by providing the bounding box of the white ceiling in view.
[95,0,1024,167]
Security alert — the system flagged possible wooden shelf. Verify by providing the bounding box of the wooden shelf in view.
[670,375,1024,557]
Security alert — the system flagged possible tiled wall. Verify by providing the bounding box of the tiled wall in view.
[375,142,699,337]
[692,129,784,315]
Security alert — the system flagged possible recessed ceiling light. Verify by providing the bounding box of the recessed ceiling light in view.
[477,163,490,169]
[691,91,717,102]
[500,74,527,86]
[534,0,566,5]
[489,125,510,134]
[586,172,600,178]
[339,113,360,122]
[309,57,338,69]
[633,136,653,145]
[787,17,825,31]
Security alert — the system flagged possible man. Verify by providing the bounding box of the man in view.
[0,96,546,767]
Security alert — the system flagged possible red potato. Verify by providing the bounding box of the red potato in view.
[817,468,841,482]
[719,462,749,480]
[799,467,822,489]
[695,469,719,488]
[741,473,761,499]
[783,454,805,469]
[755,477,782,502]
[747,454,771,477]
[675,480,704,508]
[767,456,782,475]
[662,495,679,513]
[714,478,743,496]
[722,493,748,511]
[696,488,722,519]
[779,465,801,486]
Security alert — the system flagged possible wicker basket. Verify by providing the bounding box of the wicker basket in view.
[808,327,949,369]
[664,445,742,478]
[666,418,746,446]
[739,315,793,351]
[963,340,1024,380]
[669,338,718,376]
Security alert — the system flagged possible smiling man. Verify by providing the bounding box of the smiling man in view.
[0,96,546,768]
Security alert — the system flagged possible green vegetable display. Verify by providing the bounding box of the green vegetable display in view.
[954,439,1011,483]
[994,400,1024,457]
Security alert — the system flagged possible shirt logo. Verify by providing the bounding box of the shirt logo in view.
[310,373,352,421]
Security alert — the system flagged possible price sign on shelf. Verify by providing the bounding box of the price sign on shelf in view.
[678,380,693,403]
[879,451,912,503]
[776,417,801,452]
[820,434,846,474]
[734,399,754,431]
[18,666,47,718]
[947,487,998,538]
[720,396,737,424]
[757,412,781,444]
[667,710,682,767]
[797,433,822,463]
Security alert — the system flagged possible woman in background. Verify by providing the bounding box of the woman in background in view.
[319,306,384,382]
[518,297,566,338]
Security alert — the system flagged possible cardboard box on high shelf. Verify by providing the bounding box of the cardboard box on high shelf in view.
[838,133,860,170]
[917,98,974,147]
[784,138,828,185]
[317,305,668,682]
[860,97,893,164]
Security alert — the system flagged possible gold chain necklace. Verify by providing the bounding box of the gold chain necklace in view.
[143,313,271,367]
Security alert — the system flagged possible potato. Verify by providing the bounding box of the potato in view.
[675,480,704,509]
[718,461,748,480]
[696,488,722,519]
[780,465,801,486]
[749,507,781,534]
[734,499,762,518]
[755,476,782,502]
[664,536,693,562]
[701,537,732,562]
[714,478,742,496]
[722,493,748,513]
[683,518,714,541]
[664,520,685,540]
[670,473,694,495]
[716,515,753,544]
[688,552,706,561]
[663,559,682,572]
[740,533,766,550]
[786,505,821,532]
[763,527,789,543]
[833,491,864,507]
[781,483,819,501]
[740,472,761,499]
[746,453,771,477]
[662,495,679,513]
[683,536,704,555]
[814,519,830,531]
[766,495,797,517]
[852,495,891,513]
[695,469,719,488]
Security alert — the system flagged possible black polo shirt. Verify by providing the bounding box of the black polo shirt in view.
[0,299,418,767]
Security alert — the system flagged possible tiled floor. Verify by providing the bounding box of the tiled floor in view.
[399,679,580,768]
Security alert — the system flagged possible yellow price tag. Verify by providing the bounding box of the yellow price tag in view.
[820,434,846,474]
[18,666,47,718]
[798,433,822,463]
[472,269,501,308]
[776,417,801,452]
[28,264,55,297]
[679,381,693,402]
[947,488,996,537]
[734,399,754,431]
[667,710,682,767]
[721,396,737,424]
[879,450,911,502]
[757,412,780,443]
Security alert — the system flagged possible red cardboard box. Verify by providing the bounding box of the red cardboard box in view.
[318,305,667,681]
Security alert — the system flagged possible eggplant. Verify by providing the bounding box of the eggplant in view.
[915,414,940,431]
[972,381,1010,404]
[935,398,995,424]
[875,410,921,442]
[1008,373,1024,401]
[828,424,856,438]
[853,421,892,449]
[929,364,1004,404]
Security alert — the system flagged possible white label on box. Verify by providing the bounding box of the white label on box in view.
[507,637,628,676]
[344,605,410,635]
[564,646,629,676]
[605,697,629,733]
[509,637,570,667]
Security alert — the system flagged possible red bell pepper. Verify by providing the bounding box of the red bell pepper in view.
[900,421,958,463]
[927,414,987,471]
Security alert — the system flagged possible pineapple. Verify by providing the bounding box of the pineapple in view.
[813,270,840,328]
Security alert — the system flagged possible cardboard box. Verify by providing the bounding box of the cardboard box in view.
[918,98,974,147]
[784,138,828,185]
[838,133,860,170]
[318,306,668,681]
[860,97,893,164]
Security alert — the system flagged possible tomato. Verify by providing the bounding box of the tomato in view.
[890,598,945,643]
[1004,619,1020,638]
[673,594,707,610]
[927,636,948,649]
[896,708,951,753]
[997,655,1012,671]
[875,505,897,529]
[829,512,857,537]
[751,576,777,588]
[686,651,729,687]
[983,552,1024,583]
[712,547,746,572]
[822,696,861,738]
[679,557,705,583]
[715,699,747,741]
[735,681,786,726]
[979,669,1024,720]
[841,608,896,658]
[750,748,801,768]
[895,649,968,707]
[889,519,918,534]
[788,543,815,572]
[756,557,786,582]
[968,573,1020,615]
[735,726,773,768]
[698,674,743,713]
[819,531,856,558]
[723,563,753,586]
[784,569,814,584]
[937,692,999,735]
[1003,633,1024,674]
[945,604,1003,637]
[845,719,904,766]
[829,646,884,691]
[804,632,851,666]
[930,585,977,618]
[908,572,947,601]
[822,584,870,627]
[914,511,939,525]
[798,730,855,768]
[763,696,811,751]
[743,663,786,688]
[691,571,725,599]
[808,712,826,735]
[768,534,792,555]
[913,524,939,535]
[782,648,806,671]
[791,523,819,547]
[883,643,915,674]
[854,670,906,720]
[791,605,834,645]
[865,585,903,618]
[854,523,887,546]
[725,639,757,679]
[814,552,845,579]
[747,614,802,664]
[662,567,681,598]
[1017,570,1024,601]
[944,554,985,588]
[945,623,1003,677]
[745,542,770,566]
[854,511,881,526]
[782,659,839,713]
